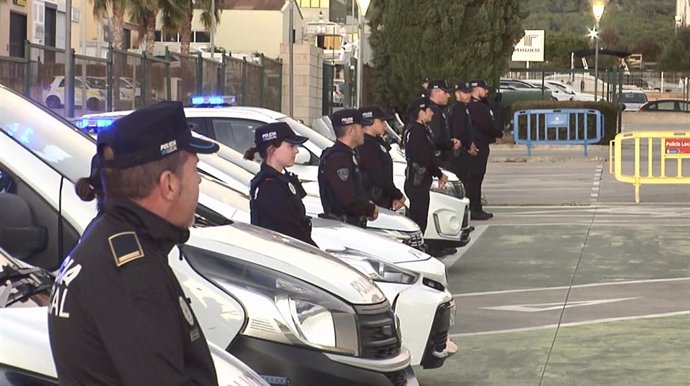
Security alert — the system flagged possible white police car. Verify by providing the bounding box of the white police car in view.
[0,84,417,386]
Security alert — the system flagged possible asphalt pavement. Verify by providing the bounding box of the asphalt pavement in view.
[416,126,690,385]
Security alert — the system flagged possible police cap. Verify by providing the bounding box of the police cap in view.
[254,122,308,148]
[408,96,431,113]
[454,81,473,93]
[470,79,492,90]
[427,80,451,92]
[97,101,218,169]
[359,106,394,121]
[331,108,373,128]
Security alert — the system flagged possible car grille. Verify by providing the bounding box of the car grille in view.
[354,301,401,360]
[451,180,466,199]
[384,369,408,386]
[402,230,424,249]
[421,301,454,369]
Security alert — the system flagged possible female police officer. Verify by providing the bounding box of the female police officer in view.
[404,96,460,235]
[244,122,317,246]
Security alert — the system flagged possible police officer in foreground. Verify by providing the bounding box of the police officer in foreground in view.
[319,108,379,227]
[427,80,458,167]
[448,80,478,186]
[245,122,317,246]
[467,79,504,220]
[404,96,460,257]
[357,106,405,211]
[48,101,220,385]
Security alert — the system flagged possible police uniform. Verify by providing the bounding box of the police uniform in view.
[427,80,455,166]
[467,79,503,219]
[448,81,474,185]
[404,97,444,233]
[48,101,219,386]
[357,106,404,209]
[249,122,316,246]
[319,109,376,227]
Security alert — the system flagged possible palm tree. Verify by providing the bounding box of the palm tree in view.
[129,0,160,54]
[163,0,220,55]
[92,0,129,51]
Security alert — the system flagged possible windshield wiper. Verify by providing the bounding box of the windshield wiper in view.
[0,266,53,307]
[4,281,52,307]
[0,266,44,282]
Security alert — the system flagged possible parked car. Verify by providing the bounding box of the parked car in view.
[620,89,649,111]
[0,84,417,385]
[540,80,595,102]
[638,99,690,113]
[44,76,105,110]
[524,80,573,101]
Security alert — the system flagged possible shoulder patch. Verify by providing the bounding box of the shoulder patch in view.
[108,231,144,267]
[337,168,350,182]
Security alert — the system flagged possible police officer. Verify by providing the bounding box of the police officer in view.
[357,106,405,211]
[427,80,458,167]
[49,101,220,385]
[404,96,460,239]
[448,80,478,186]
[467,79,504,220]
[245,122,317,246]
[318,109,379,227]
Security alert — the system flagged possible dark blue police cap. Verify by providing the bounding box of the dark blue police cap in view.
[470,79,492,90]
[359,106,394,121]
[454,81,473,93]
[254,122,308,148]
[97,101,219,169]
[427,80,451,92]
[331,108,373,128]
[408,96,431,112]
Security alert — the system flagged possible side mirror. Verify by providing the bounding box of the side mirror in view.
[295,146,311,165]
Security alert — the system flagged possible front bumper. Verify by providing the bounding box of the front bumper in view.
[228,335,417,386]
[420,300,457,369]
[425,193,470,246]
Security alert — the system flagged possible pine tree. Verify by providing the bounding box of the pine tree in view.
[369,0,528,111]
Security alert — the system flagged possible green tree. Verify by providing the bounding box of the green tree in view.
[542,32,589,67]
[659,28,690,71]
[369,0,528,111]
[169,0,221,55]
[92,0,130,50]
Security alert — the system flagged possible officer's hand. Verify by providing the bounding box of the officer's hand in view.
[392,198,405,211]
[438,174,449,190]
[451,138,462,151]
[368,205,379,221]
[469,143,478,156]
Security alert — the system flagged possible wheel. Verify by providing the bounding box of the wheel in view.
[46,96,61,109]
[86,98,101,111]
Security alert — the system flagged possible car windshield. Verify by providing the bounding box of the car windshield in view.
[86,78,107,89]
[199,176,250,213]
[0,247,52,308]
[622,92,647,103]
[279,117,334,150]
[0,87,94,182]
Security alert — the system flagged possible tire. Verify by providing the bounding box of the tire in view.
[46,96,61,109]
[86,98,101,111]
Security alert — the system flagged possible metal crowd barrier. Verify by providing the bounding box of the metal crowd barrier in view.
[610,131,690,203]
[512,109,604,156]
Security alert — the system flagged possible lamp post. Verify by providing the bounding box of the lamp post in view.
[592,0,605,102]
[355,0,370,107]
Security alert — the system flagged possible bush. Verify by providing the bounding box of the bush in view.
[507,100,620,145]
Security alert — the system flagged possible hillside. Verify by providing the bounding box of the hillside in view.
[522,0,676,62]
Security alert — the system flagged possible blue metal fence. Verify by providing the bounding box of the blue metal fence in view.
[512,108,604,156]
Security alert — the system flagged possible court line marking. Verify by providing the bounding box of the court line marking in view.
[453,277,690,298]
[450,310,690,337]
[441,225,489,268]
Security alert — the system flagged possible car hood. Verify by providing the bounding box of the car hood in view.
[187,225,386,305]
[0,307,56,378]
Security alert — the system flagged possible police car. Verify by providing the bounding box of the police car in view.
[0,247,271,386]
[80,99,471,250]
[68,116,458,368]
[0,84,417,385]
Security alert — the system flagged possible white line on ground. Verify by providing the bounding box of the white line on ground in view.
[453,277,690,297]
[441,225,489,268]
[450,310,690,337]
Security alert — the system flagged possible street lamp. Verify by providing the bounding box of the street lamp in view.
[355,0,371,107]
[592,0,606,101]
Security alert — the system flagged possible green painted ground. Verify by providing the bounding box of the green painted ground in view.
[417,315,690,386]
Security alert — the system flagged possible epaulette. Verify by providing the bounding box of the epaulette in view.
[108,231,145,267]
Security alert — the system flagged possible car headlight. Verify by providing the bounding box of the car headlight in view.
[329,249,419,285]
[182,245,360,356]
[430,179,465,199]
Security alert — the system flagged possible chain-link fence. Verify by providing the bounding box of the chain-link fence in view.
[0,42,283,118]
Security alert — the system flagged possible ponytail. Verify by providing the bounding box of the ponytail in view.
[75,177,97,202]
[244,147,259,161]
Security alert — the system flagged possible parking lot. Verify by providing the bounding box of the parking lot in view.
[416,143,690,385]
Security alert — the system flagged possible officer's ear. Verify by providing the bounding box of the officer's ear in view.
[158,170,180,201]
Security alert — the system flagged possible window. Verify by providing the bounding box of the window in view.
[299,0,330,8]
[210,119,264,154]
[163,32,179,42]
[656,101,675,111]
[194,31,210,43]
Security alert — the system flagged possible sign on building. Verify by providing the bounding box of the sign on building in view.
[511,30,545,63]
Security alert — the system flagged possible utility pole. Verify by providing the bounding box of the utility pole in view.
[65,0,74,117]
[288,0,294,117]
[210,0,215,59]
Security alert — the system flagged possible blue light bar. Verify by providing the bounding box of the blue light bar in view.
[191,95,236,107]
[72,116,116,132]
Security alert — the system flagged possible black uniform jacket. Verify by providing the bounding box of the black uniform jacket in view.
[404,121,444,179]
[318,140,375,218]
[357,134,404,209]
[48,198,217,386]
[428,101,454,154]
[250,163,317,246]
[448,102,474,150]
[467,97,504,146]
